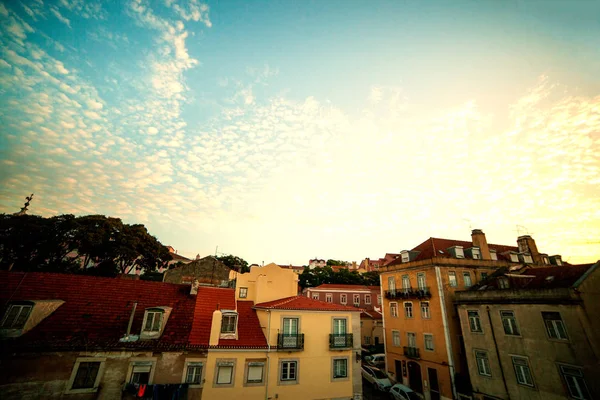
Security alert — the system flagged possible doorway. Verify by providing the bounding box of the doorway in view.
[407,361,423,394]
[428,367,440,400]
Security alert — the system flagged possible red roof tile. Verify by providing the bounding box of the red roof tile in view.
[312,284,371,291]
[0,271,197,351]
[362,309,383,320]
[254,296,361,312]
[509,264,595,289]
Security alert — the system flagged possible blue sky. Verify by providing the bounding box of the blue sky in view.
[1,0,599,265]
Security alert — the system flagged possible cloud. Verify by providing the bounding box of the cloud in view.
[50,7,71,28]
[148,127,159,135]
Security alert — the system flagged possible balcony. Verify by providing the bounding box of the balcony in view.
[385,287,431,300]
[403,346,420,359]
[329,333,353,349]
[277,334,304,351]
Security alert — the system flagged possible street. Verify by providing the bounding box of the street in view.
[362,378,392,400]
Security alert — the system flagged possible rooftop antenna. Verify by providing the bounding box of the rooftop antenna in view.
[14,194,34,216]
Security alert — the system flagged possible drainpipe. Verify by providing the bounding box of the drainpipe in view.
[265,310,271,400]
[486,306,511,400]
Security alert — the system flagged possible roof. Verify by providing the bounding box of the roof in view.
[0,271,197,352]
[278,265,305,270]
[387,237,519,266]
[170,252,192,262]
[254,296,361,312]
[481,265,596,290]
[310,283,372,291]
[188,287,267,349]
[362,309,383,320]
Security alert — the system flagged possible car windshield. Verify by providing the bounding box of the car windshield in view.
[372,369,387,379]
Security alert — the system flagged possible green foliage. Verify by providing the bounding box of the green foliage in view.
[326,259,349,267]
[217,254,249,273]
[0,213,172,276]
[299,266,380,289]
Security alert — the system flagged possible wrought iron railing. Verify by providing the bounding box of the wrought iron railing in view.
[385,287,431,300]
[403,346,420,359]
[277,333,304,350]
[329,333,353,349]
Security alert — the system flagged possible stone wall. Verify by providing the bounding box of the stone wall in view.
[163,256,230,286]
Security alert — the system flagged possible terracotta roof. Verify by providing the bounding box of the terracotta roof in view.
[362,309,383,320]
[278,265,304,270]
[493,264,595,290]
[254,296,361,312]
[311,283,371,291]
[367,286,382,291]
[387,237,519,266]
[0,271,197,352]
[170,252,192,262]
[188,287,267,349]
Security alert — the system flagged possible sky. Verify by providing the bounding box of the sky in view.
[0,0,599,265]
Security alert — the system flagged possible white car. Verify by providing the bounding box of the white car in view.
[390,383,420,400]
[361,365,392,392]
[364,353,386,368]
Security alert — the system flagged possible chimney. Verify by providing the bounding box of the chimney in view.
[471,229,491,260]
[517,235,541,264]
[209,308,222,346]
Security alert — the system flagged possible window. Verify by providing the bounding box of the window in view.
[421,302,431,319]
[481,272,489,280]
[1,303,33,329]
[392,330,401,346]
[388,276,396,293]
[364,336,371,345]
[239,287,248,298]
[377,295,381,305]
[448,272,457,287]
[407,332,416,347]
[390,302,398,317]
[72,361,101,389]
[500,311,520,335]
[455,247,465,258]
[353,294,360,306]
[417,272,426,289]
[472,248,481,259]
[498,277,510,289]
[559,365,591,400]
[468,310,482,333]
[510,253,519,262]
[490,251,498,261]
[365,294,371,304]
[280,361,298,382]
[143,309,163,333]
[542,311,568,340]
[333,358,348,379]
[312,293,319,300]
[401,251,410,263]
[130,362,153,384]
[475,351,491,376]
[246,361,265,384]
[523,253,533,263]
[216,364,234,385]
[401,275,411,291]
[221,313,237,334]
[512,356,534,387]
[463,272,472,288]
[404,302,413,318]
[340,294,347,305]
[326,293,332,303]
[424,334,434,351]
[185,362,203,385]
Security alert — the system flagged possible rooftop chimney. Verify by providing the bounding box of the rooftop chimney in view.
[517,235,541,264]
[471,229,491,260]
[209,309,222,346]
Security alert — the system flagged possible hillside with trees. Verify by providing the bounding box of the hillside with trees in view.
[299,266,380,289]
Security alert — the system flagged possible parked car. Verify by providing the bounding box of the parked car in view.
[390,383,420,400]
[364,353,385,368]
[361,365,392,392]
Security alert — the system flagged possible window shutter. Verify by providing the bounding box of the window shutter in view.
[217,366,233,384]
[247,365,263,382]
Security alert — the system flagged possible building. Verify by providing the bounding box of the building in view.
[163,255,230,286]
[227,263,363,400]
[308,259,327,269]
[165,246,194,267]
[277,264,306,274]
[455,262,600,400]
[305,284,383,347]
[379,230,559,400]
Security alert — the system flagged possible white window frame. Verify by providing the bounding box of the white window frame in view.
[182,359,204,387]
[326,293,333,303]
[468,310,483,333]
[417,272,426,289]
[424,333,434,351]
[448,271,458,287]
[542,311,568,340]
[475,350,491,377]
[407,332,416,348]
[340,294,347,305]
[404,302,413,318]
[312,293,319,300]
[558,364,591,400]
[421,301,431,319]
[490,250,498,261]
[65,357,106,394]
[126,358,157,385]
[472,248,481,259]
[221,313,238,334]
[331,357,349,381]
[142,309,163,333]
[510,252,519,262]
[392,330,401,347]
[213,359,236,387]
[463,272,472,288]
[365,294,371,304]
[279,359,299,385]
[401,251,410,263]
[239,287,248,299]
[512,356,535,387]
[353,294,360,306]
[244,360,266,386]
[401,275,411,290]
[500,310,520,336]
[388,276,396,293]
[390,302,398,318]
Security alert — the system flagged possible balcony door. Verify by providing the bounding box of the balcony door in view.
[282,318,299,348]
[417,273,426,290]
[402,275,411,293]
[332,318,347,347]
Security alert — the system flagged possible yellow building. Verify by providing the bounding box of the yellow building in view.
[379,230,557,400]
[202,263,363,400]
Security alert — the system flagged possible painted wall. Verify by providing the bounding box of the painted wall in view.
[235,263,299,303]
[361,317,383,347]
[0,351,206,400]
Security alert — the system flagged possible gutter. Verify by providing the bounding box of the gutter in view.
[435,266,457,399]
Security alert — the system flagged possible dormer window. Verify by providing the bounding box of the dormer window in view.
[401,251,410,263]
[490,250,498,261]
[140,307,172,339]
[509,252,519,263]
[523,254,533,264]
[221,312,238,334]
[1,302,33,329]
[498,277,510,289]
[455,247,464,258]
[472,248,480,260]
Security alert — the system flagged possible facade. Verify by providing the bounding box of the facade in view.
[278,264,306,274]
[379,230,557,400]
[361,309,384,347]
[163,255,230,286]
[455,262,600,400]
[309,259,327,269]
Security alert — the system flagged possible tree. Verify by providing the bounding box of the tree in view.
[217,255,249,273]
[298,265,381,289]
[326,259,348,267]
